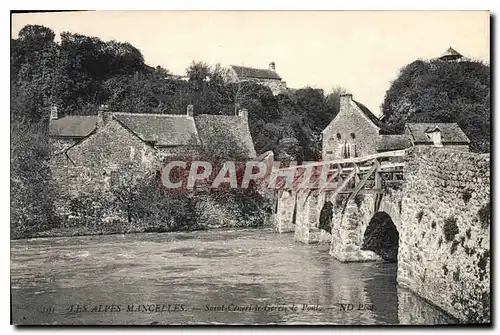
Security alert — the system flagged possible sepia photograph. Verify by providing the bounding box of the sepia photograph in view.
[9,9,491,326]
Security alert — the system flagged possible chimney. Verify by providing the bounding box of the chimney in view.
[187,104,194,117]
[50,105,58,120]
[340,93,353,112]
[97,104,111,127]
[269,62,276,71]
[238,108,248,121]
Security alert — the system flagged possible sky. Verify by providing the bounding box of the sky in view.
[11,10,490,116]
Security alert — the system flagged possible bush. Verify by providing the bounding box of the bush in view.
[443,217,459,242]
[11,119,58,239]
[462,189,473,204]
[416,210,424,223]
[478,202,490,230]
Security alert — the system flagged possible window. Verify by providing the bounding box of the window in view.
[336,133,342,140]
[350,133,356,139]
[338,144,344,158]
[326,150,333,154]
[345,143,351,158]
[344,143,357,158]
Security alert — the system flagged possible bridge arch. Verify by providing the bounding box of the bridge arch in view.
[327,191,403,262]
[318,201,333,233]
[361,211,399,262]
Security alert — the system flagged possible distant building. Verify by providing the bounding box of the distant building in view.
[438,47,463,62]
[404,123,470,151]
[227,62,288,95]
[321,93,470,161]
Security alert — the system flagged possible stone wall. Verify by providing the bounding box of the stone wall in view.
[413,144,470,152]
[294,191,331,244]
[273,145,490,322]
[322,95,380,161]
[260,78,287,96]
[397,146,490,323]
[48,118,159,216]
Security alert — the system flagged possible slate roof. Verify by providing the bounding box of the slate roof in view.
[194,114,257,158]
[377,135,411,152]
[49,116,97,138]
[405,123,470,144]
[50,111,257,158]
[231,65,282,80]
[353,100,383,128]
[113,113,199,146]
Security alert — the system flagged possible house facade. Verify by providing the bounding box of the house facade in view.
[321,93,470,161]
[321,94,383,161]
[227,62,288,95]
[48,105,256,213]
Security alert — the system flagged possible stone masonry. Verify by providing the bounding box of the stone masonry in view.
[321,94,381,161]
[274,146,490,322]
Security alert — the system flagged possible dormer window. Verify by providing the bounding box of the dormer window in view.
[425,126,443,147]
[336,133,341,140]
[350,133,356,139]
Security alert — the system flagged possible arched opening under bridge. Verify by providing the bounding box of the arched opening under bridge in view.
[362,212,399,262]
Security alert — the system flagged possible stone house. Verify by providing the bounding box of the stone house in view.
[228,62,288,95]
[321,93,384,161]
[48,105,256,212]
[321,93,470,161]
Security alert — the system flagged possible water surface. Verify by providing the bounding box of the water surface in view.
[11,228,456,325]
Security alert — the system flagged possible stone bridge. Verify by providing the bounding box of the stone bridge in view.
[269,146,491,323]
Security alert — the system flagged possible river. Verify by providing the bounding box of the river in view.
[10,227,457,325]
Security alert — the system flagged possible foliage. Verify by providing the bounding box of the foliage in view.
[477,202,490,230]
[10,118,57,239]
[11,24,346,163]
[129,174,201,232]
[380,59,490,152]
[443,217,459,242]
[416,210,424,223]
[462,189,473,204]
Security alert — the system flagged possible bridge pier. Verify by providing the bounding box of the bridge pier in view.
[329,195,382,262]
[293,191,331,244]
[275,190,296,233]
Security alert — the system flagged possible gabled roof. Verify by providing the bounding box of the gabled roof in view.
[353,100,383,128]
[231,65,282,80]
[377,135,411,152]
[194,114,256,158]
[49,116,97,138]
[405,123,470,144]
[113,113,199,146]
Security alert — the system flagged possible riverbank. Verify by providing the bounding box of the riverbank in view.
[12,190,274,240]
[14,218,273,240]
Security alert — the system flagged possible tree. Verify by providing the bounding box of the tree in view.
[11,118,57,238]
[381,59,490,152]
[325,86,347,118]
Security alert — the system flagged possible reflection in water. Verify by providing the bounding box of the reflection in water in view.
[11,228,456,325]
